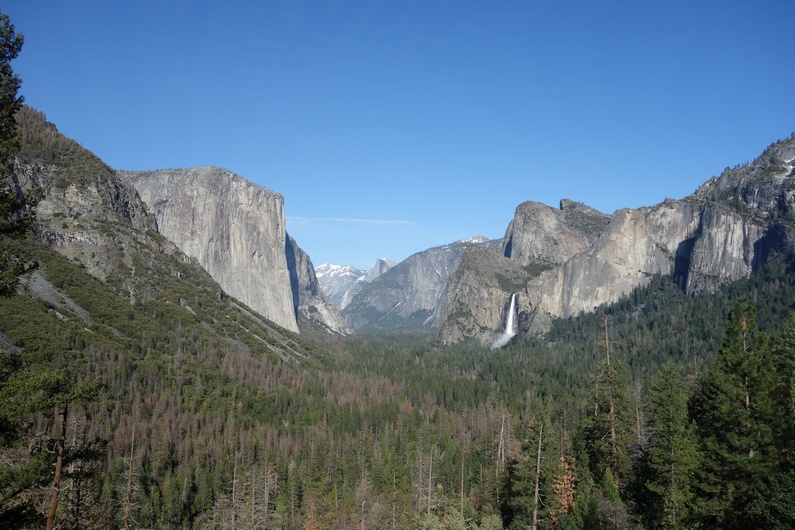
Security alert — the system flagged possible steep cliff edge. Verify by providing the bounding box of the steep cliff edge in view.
[439,135,795,345]
[119,167,349,335]
[286,235,351,334]
[502,199,609,265]
[119,167,300,332]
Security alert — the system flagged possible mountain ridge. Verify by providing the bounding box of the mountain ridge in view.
[439,134,795,345]
[315,258,396,311]
[340,236,498,332]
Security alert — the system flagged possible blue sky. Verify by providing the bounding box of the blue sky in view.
[6,1,795,269]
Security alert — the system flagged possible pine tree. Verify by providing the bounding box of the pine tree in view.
[502,410,571,530]
[741,315,795,528]
[0,9,34,298]
[644,364,700,529]
[582,319,634,490]
[689,301,778,528]
[770,314,795,469]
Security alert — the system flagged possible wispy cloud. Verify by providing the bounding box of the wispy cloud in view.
[287,216,415,226]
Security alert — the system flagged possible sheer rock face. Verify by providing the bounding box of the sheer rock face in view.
[523,201,703,330]
[286,235,351,334]
[120,167,300,332]
[439,136,795,345]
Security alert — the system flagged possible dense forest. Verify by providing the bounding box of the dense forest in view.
[3,206,795,530]
[2,9,795,530]
[2,232,795,529]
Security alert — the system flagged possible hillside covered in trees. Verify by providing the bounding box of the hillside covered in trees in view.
[3,224,795,529]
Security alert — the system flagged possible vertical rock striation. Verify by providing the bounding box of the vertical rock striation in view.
[120,167,299,332]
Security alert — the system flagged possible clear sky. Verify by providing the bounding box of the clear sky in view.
[6,1,795,270]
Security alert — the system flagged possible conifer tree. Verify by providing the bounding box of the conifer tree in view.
[770,314,795,469]
[741,315,795,528]
[644,364,700,529]
[689,301,777,528]
[582,319,634,490]
[0,13,105,526]
[0,10,31,297]
[502,413,559,529]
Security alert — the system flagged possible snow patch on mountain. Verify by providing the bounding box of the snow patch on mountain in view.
[316,258,396,310]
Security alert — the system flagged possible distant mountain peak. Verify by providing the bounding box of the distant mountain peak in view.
[316,258,396,311]
[458,235,490,244]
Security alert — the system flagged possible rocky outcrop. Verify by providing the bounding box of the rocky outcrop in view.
[120,167,300,332]
[438,246,538,345]
[10,107,171,292]
[502,199,609,265]
[286,235,351,334]
[439,135,795,345]
[343,237,495,332]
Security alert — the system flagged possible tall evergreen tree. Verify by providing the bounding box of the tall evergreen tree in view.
[770,314,795,469]
[0,10,30,298]
[0,12,105,528]
[689,301,777,528]
[0,10,36,525]
[502,411,565,530]
[740,314,795,528]
[582,319,634,490]
[643,364,700,529]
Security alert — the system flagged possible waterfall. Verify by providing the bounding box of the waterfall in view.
[491,293,518,349]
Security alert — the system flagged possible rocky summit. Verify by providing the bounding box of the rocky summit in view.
[438,135,795,345]
[315,258,396,311]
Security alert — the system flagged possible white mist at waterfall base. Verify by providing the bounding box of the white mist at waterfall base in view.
[491,293,517,349]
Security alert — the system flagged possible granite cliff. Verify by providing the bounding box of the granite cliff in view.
[119,167,348,335]
[7,106,325,368]
[12,107,347,338]
[439,135,795,345]
[119,167,298,332]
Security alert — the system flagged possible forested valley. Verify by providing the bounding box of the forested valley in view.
[2,9,795,530]
[2,227,795,529]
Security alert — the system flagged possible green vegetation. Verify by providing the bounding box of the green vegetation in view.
[2,8,794,528]
[495,261,553,292]
[3,229,795,528]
